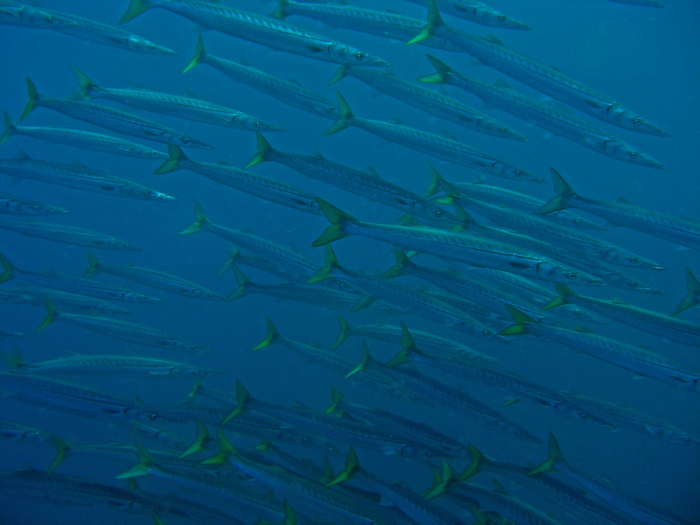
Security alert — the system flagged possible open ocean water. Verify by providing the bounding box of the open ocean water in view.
[0,0,698,523]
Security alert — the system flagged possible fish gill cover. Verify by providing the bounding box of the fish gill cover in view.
[0,0,698,524]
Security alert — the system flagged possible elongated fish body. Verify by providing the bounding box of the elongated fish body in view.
[0,287,133,315]
[231,267,409,315]
[407,0,532,30]
[313,199,606,287]
[0,219,143,251]
[356,350,544,446]
[0,420,54,446]
[0,3,175,54]
[253,319,431,406]
[327,91,542,183]
[464,447,638,525]
[413,2,668,136]
[331,316,497,364]
[184,35,337,119]
[450,179,605,231]
[0,329,28,340]
[0,191,67,215]
[246,134,456,227]
[538,169,700,250]
[120,0,391,67]
[272,0,465,53]
[21,78,213,149]
[71,66,284,132]
[155,146,322,216]
[0,372,169,424]
[37,305,210,354]
[0,254,158,304]
[444,192,663,270]
[546,285,700,348]
[9,354,222,380]
[501,308,700,394]
[310,249,507,343]
[2,112,168,159]
[330,64,526,141]
[419,56,665,168]
[385,252,549,322]
[180,200,321,279]
[0,155,175,201]
[84,251,227,301]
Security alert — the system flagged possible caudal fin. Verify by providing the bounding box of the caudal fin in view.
[671,267,699,316]
[535,168,577,215]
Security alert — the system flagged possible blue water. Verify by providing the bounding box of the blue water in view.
[1,1,699,523]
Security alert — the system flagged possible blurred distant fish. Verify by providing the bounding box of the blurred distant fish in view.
[608,0,663,7]
[37,300,211,354]
[119,0,391,67]
[409,0,668,136]
[407,0,532,30]
[419,55,665,169]
[2,111,169,160]
[325,91,543,183]
[0,329,27,340]
[0,286,133,316]
[21,78,213,149]
[0,152,175,201]
[0,218,143,251]
[0,190,67,215]
[0,2,175,54]
[538,169,700,250]
[71,65,285,132]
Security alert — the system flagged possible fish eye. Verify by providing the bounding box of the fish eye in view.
[149,412,160,421]
[574,218,582,224]
[144,191,152,197]
[580,413,590,420]
[567,272,577,280]
[633,118,643,126]
[302,437,310,444]
[513,169,523,177]
[255,121,262,128]
[630,152,639,158]
[434,210,444,217]
[516,430,525,437]
[499,127,508,134]
[628,256,639,263]
[409,394,418,401]
[355,53,365,61]
[498,15,507,22]
[426,451,435,458]
[183,137,191,143]
[192,370,201,376]
[32,205,41,211]
[482,330,492,337]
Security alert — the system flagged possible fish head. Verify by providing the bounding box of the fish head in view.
[331,44,391,68]
[124,35,176,55]
[479,118,529,142]
[139,188,175,201]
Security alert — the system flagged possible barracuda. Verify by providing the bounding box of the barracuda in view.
[83,251,228,301]
[419,55,665,169]
[326,90,542,183]
[0,253,158,303]
[71,65,284,132]
[155,146,322,216]
[500,306,700,394]
[407,0,532,30]
[0,3,175,54]
[0,286,132,315]
[0,190,67,215]
[348,343,544,446]
[329,448,465,525]
[538,168,700,250]
[312,198,607,287]
[329,64,526,141]
[3,349,223,380]
[183,35,338,119]
[0,372,174,424]
[0,152,174,201]
[409,0,668,136]
[21,78,212,148]
[246,133,457,227]
[37,300,210,353]
[253,318,432,406]
[393,323,618,430]
[331,316,498,364]
[120,0,390,67]
[435,175,664,270]
[544,284,700,348]
[2,111,168,159]
[309,245,507,342]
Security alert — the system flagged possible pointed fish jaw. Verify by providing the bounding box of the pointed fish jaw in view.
[334,45,391,68]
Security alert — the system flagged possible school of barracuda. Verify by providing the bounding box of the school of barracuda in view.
[0,0,698,523]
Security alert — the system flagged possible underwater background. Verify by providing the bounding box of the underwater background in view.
[1,0,699,523]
